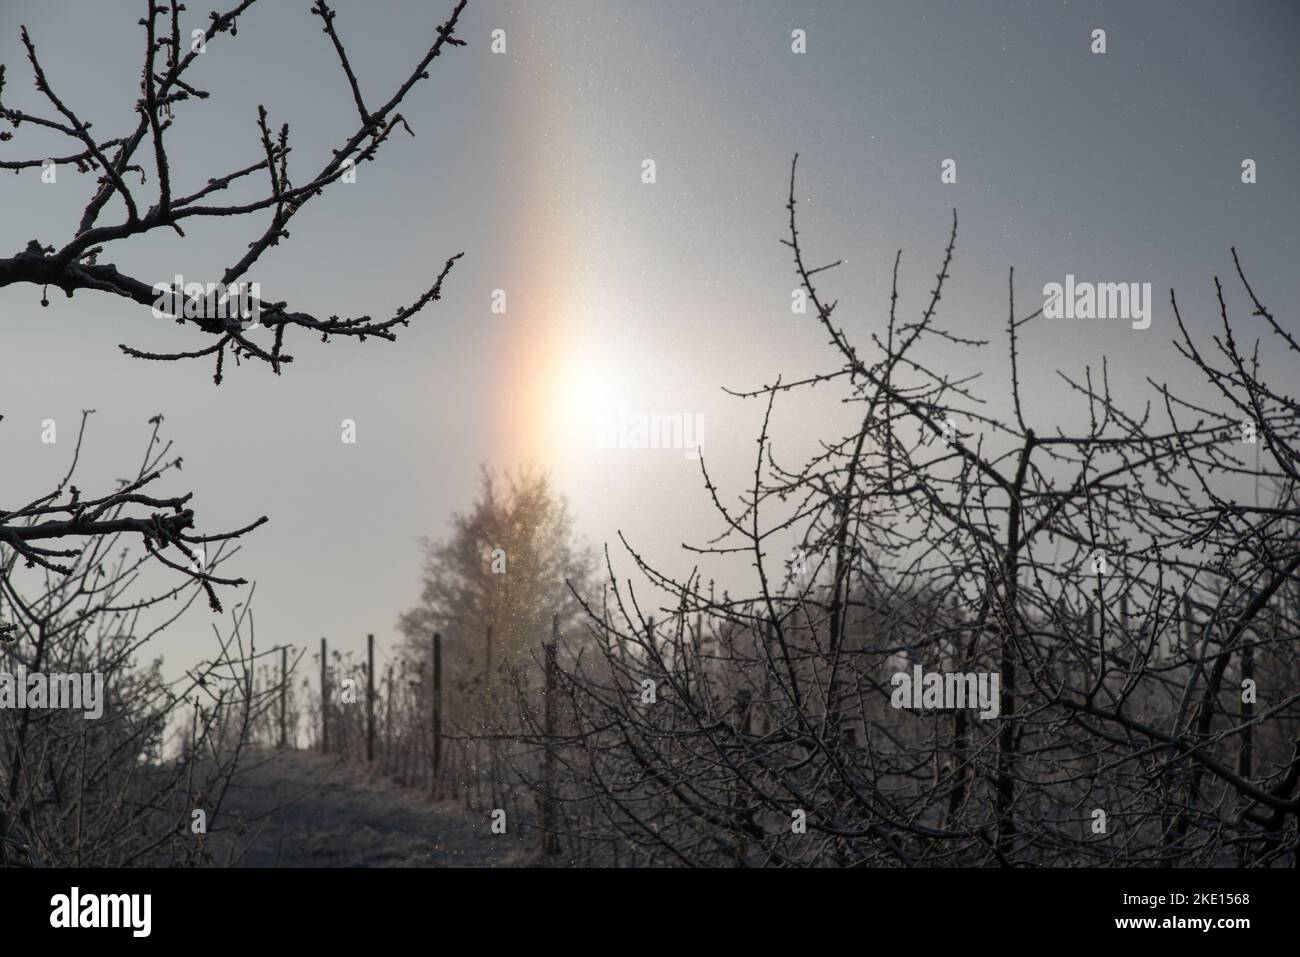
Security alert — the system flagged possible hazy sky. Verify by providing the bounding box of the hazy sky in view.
[2,1,1297,678]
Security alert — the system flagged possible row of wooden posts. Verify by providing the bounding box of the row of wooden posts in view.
[262,597,1211,754]
[308,632,444,769]
[260,632,444,763]
[266,618,562,845]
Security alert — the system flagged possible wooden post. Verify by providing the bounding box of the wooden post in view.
[644,615,656,701]
[398,660,409,784]
[1239,639,1254,775]
[279,645,288,749]
[541,614,560,855]
[366,633,376,762]
[320,638,329,753]
[761,620,773,736]
[691,610,703,687]
[384,663,394,766]
[432,632,442,784]
[1237,614,1259,865]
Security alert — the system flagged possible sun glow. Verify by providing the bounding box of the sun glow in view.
[541,341,626,464]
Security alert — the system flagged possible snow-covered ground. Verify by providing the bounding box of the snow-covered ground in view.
[207,749,535,868]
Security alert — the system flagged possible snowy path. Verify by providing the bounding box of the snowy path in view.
[208,749,533,868]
